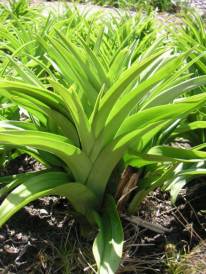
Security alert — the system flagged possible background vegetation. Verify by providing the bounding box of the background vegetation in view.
[78,0,181,11]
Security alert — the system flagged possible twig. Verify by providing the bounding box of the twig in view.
[122,215,172,234]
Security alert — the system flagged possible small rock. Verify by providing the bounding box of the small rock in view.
[0,234,5,242]
[39,209,49,217]
[4,244,19,254]
[8,229,15,237]
[15,233,28,243]
[15,233,23,240]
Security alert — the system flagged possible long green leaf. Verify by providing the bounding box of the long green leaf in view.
[0,130,91,182]
[148,146,206,162]
[91,50,165,137]
[0,172,98,227]
[50,80,94,154]
[93,195,123,274]
[142,76,206,109]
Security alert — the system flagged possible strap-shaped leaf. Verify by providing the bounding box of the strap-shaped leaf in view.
[91,50,165,137]
[107,48,130,82]
[0,130,91,182]
[79,36,110,88]
[91,57,172,148]
[45,36,98,105]
[101,54,187,144]
[147,145,206,162]
[116,93,206,138]
[142,75,206,109]
[87,123,158,198]
[93,195,123,274]
[87,93,206,197]
[0,80,68,118]
[50,80,94,154]
[143,51,206,100]
[5,56,44,88]
[173,121,206,136]
[178,168,206,177]
[90,94,206,166]
[0,120,36,131]
[0,171,47,197]
[0,171,68,227]
[167,167,206,204]
[0,171,98,228]
[8,95,79,144]
[55,30,104,92]
[128,165,176,213]
[100,74,206,148]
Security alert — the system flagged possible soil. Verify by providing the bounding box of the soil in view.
[0,156,206,273]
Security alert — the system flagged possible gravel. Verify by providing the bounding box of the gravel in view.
[191,0,206,10]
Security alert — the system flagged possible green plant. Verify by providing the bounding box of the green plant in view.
[153,0,173,11]
[168,9,206,165]
[1,43,206,273]
[80,0,174,11]
[174,10,206,76]
[1,6,206,273]
[1,0,39,19]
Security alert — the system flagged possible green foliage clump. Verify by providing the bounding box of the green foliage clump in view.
[80,0,175,11]
[0,1,206,273]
